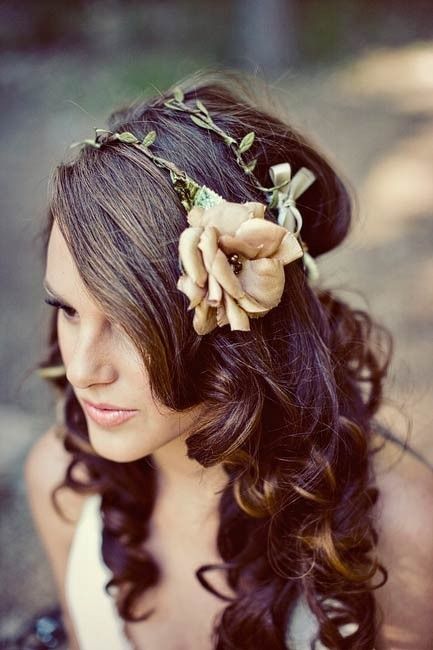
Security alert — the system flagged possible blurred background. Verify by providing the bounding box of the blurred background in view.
[1,0,433,645]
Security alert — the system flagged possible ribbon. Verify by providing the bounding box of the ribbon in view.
[268,162,319,283]
[268,163,316,235]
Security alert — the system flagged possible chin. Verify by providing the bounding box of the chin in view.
[93,446,146,463]
[87,429,149,463]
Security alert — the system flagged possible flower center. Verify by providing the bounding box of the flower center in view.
[227,252,243,275]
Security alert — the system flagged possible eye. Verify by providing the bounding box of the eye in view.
[44,297,77,320]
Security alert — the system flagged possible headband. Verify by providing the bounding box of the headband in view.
[69,88,318,335]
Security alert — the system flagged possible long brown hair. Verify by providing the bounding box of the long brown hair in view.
[39,71,392,649]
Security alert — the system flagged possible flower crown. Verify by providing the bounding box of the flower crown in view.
[71,88,318,335]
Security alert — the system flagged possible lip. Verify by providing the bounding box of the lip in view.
[82,400,138,428]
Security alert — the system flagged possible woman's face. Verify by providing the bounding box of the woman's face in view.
[44,221,202,463]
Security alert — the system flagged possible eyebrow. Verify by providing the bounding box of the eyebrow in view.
[43,279,72,305]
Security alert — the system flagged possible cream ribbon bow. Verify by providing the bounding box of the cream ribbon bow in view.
[268,162,319,282]
[269,163,316,233]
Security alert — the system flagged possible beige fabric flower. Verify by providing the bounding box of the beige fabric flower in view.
[177,200,304,335]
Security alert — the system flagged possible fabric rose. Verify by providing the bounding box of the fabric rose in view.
[176,200,304,335]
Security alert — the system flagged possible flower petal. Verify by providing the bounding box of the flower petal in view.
[216,302,229,327]
[197,200,263,236]
[239,258,285,309]
[224,293,251,331]
[236,293,270,315]
[187,206,205,227]
[198,225,219,273]
[178,227,208,287]
[177,274,207,309]
[193,299,217,335]
[271,231,304,265]
[233,219,288,258]
[244,202,266,219]
[210,249,244,300]
[218,234,261,259]
[207,273,223,306]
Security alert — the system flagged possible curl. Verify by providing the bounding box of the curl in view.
[39,73,398,648]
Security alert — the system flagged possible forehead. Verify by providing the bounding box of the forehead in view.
[45,221,76,279]
[45,221,89,299]
[45,222,114,321]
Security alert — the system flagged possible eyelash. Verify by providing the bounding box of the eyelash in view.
[44,297,77,320]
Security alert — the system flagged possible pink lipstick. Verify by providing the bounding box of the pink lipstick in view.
[82,400,138,428]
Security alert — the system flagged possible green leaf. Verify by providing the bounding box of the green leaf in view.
[244,158,257,174]
[163,100,184,112]
[238,131,255,154]
[117,131,139,144]
[73,138,100,149]
[195,99,209,116]
[173,86,184,103]
[190,115,211,130]
[142,130,156,147]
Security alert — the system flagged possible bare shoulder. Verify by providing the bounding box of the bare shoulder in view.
[24,425,91,650]
[371,435,433,649]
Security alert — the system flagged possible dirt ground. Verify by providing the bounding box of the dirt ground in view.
[1,43,432,640]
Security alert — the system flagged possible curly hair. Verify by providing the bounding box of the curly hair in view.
[38,71,392,649]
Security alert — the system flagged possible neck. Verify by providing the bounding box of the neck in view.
[150,430,229,529]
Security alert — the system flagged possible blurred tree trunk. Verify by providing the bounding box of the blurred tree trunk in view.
[233,0,299,72]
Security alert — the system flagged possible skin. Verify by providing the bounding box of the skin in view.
[44,220,228,512]
[25,219,433,648]
[38,219,233,648]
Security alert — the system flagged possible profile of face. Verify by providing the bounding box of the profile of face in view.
[44,220,202,463]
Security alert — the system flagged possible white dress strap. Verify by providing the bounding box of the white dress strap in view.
[65,493,132,650]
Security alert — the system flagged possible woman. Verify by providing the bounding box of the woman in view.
[25,72,433,650]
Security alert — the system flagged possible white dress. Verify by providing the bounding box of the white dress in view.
[65,495,356,650]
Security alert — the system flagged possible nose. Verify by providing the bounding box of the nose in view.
[65,329,117,389]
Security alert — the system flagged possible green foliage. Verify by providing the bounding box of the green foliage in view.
[238,132,255,154]
[163,91,284,197]
[142,131,157,147]
[117,132,139,144]
[190,115,212,130]
[173,87,184,103]
[244,158,257,174]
